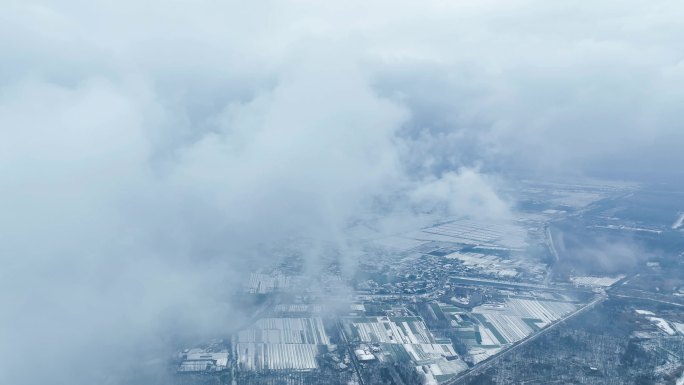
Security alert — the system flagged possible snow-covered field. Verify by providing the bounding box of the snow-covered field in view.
[237,342,320,371]
[635,309,655,316]
[237,317,331,371]
[672,322,684,335]
[647,317,677,336]
[472,297,577,344]
[411,219,528,250]
[570,275,624,287]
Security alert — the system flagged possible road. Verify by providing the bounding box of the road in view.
[337,321,366,385]
[441,274,683,385]
[443,292,607,385]
[610,293,684,308]
[609,273,684,308]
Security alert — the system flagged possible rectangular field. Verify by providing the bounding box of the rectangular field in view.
[237,317,329,372]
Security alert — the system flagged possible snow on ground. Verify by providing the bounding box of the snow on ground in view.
[478,326,499,346]
[570,275,624,287]
[635,309,656,316]
[673,322,684,335]
[672,212,684,230]
[647,317,677,336]
[549,191,604,208]
[469,347,502,364]
[369,236,426,252]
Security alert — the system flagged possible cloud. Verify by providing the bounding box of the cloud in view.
[553,230,648,275]
[0,48,408,385]
[410,168,512,221]
[1,0,683,384]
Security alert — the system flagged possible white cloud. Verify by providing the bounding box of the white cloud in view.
[1,1,682,383]
[411,168,511,221]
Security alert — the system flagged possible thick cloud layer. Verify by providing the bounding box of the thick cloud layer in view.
[1,1,683,384]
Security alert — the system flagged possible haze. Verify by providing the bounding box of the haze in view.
[1,1,683,384]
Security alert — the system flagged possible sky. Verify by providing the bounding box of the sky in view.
[1,1,683,384]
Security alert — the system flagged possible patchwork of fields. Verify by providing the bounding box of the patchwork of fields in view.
[440,295,578,363]
[236,317,329,371]
[344,316,468,383]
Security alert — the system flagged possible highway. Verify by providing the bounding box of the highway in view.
[443,292,607,385]
[234,271,678,385]
[442,276,684,385]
